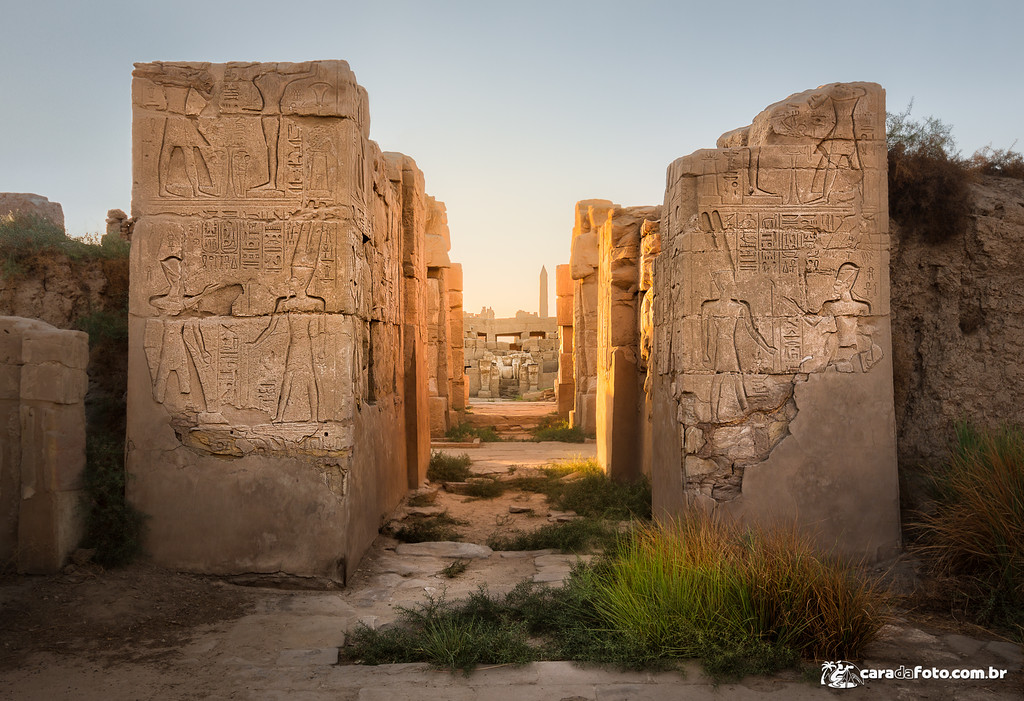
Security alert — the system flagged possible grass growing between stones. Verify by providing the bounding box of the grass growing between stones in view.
[531,414,590,443]
[346,517,885,678]
[427,451,473,482]
[911,423,1024,638]
[390,512,468,543]
[445,424,502,442]
[487,519,618,553]
[510,458,652,521]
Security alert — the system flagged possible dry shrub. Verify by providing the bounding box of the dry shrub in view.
[968,144,1024,180]
[912,424,1024,631]
[886,104,973,243]
[595,516,885,664]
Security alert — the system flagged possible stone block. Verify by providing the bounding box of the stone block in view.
[22,331,89,369]
[20,365,87,404]
[555,263,573,296]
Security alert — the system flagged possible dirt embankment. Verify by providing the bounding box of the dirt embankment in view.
[891,174,1024,493]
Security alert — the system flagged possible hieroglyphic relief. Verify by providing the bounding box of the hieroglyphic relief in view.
[659,83,890,503]
[132,61,399,457]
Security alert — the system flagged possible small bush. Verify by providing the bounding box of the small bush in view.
[442,559,469,578]
[532,415,589,443]
[427,451,472,482]
[912,423,1024,633]
[0,213,130,278]
[487,518,618,553]
[391,511,467,543]
[463,477,508,499]
[80,436,145,567]
[343,590,536,672]
[968,144,1024,180]
[509,458,651,521]
[445,423,503,443]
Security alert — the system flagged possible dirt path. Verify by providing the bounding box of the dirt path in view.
[1,440,1021,700]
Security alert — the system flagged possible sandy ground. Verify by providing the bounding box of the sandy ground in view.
[1,439,1022,700]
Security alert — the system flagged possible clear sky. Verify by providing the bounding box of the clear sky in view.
[1,0,1021,316]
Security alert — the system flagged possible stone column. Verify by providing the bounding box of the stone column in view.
[129,61,412,582]
[596,205,660,483]
[653,82,899,561]
[569,200,609,433]
[555,264,574,420]
[0,317,88,574]
[448,264,466,411]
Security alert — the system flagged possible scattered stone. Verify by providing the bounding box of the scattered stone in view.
[508,505,534,514]
[405,507,446,517]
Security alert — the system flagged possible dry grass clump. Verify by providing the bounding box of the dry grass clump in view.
[595,516,885,668]
[912,423,1024,635]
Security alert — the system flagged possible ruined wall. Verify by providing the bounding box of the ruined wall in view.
[0,193,64,229]
[128,61,415,581]
[555,264,574,419]
[463,311,558,398]
[892,174,1024,489]
[569,200,608,432]
[653,83,899,560]
[595,204,660,481]
[0,317,88,573]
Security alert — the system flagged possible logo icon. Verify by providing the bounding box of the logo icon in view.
[821,660,866,689]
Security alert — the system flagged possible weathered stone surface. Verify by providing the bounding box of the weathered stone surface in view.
[463,308,558,399]
[652,83,899,560]
[127,61,429,580]
[0,316,88,574]
[393,541,492,559]
[0,193,64,229]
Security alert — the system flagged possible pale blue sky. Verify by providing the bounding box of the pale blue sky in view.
[1,0,1020,315]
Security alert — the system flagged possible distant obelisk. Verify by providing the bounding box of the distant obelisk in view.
[539,266,549,318]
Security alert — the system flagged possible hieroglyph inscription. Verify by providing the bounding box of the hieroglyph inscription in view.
[133,61,395,457]
[663,83,888,501]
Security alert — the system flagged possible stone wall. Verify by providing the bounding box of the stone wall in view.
[0,317,89,573]
[127,61,434,582]
[463,311,558,398]
[651,83,899,561]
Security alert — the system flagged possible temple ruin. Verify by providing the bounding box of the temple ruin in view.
[121,65,899,581]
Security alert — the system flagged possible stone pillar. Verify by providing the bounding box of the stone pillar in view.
[0,317,88,574]
[555,264,574,420]
[425,196,453,437]
[596,205,660,483]
[387,153,432,492]
[448,264,466,411]
[653,82,899,561]
[638,218,662,480]
[129,61,412,582]
[569,200,608,433]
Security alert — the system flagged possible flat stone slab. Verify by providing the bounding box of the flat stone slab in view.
[394,542,493,559]
[275,648,339,666]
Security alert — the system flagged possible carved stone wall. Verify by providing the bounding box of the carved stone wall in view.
[638,218,662,478]
[425,196,453,437]
[555,264,574,419]
[0,317,88,574]
[128,61,423,581]
[652,83,899,560]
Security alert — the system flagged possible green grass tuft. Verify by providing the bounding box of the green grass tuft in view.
[532,415,590,443]
[487,519,618,553]
[427,451,473,482]
[445,423,503,442]
[390,511,468,543]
